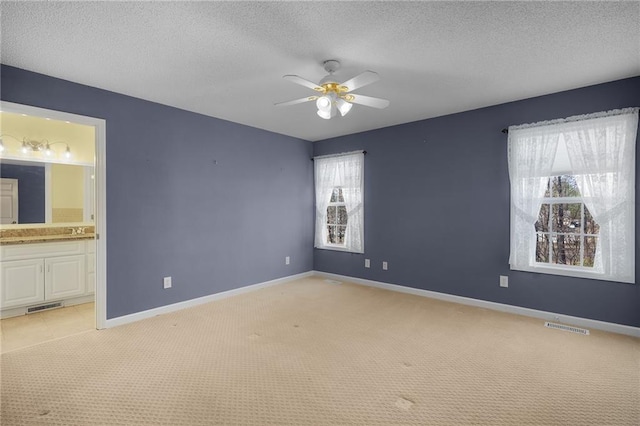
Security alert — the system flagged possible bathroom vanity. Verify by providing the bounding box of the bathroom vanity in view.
[0,225,95,318]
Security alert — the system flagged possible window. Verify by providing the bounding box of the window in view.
[314,152,364,253]
[508,109,637,283]
[326,187,347,245]
[535,175,599,268]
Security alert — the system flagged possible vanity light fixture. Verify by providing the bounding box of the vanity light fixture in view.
[1,135,71,158]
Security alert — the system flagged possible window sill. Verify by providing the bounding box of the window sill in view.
[510,264,634,284]
[314,245,363,254]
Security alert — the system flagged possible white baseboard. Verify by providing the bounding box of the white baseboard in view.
[104,271,314,329]
[313,271,640,338]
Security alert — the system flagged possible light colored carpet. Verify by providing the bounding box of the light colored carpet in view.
[1,276,638,425]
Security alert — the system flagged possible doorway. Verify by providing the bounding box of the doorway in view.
[0,178,19,224]
[0,101,106,352]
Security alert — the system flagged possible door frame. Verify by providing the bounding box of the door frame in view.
[1,101,107,329]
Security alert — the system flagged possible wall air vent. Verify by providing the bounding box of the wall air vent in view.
[544,321,589,335]
[27,302,63,314]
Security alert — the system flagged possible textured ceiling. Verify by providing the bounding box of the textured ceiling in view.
[1,1,639,142]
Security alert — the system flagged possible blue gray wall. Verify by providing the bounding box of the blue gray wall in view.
[3,63,638,328]
[0,163,46,223]
[1,65,314,319]
[314,77,640,328]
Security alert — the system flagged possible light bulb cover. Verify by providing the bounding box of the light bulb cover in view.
[317,109,332,119]
[65,146,71,158]
[21,141,29,154]
[336,99,353,116]
[316,96,331,112]
[45,143,52,156]
[0,139,4,152]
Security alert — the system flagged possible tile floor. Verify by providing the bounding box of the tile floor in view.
[0,302,95,353]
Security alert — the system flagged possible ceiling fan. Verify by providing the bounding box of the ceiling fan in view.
[275,60,390,119]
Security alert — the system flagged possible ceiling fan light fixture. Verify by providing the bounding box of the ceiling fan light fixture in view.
[317,109,332,120]
[277,60,389,121]
[337,98,353,116]
[316,96,331,112]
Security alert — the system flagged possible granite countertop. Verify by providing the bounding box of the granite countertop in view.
[0,234,96,246]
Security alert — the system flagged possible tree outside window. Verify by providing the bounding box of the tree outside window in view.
[535,175,599,268]
[326,187,347,245]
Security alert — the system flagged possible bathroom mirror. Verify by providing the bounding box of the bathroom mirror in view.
[0,111,96,226]
[0,159,94,225]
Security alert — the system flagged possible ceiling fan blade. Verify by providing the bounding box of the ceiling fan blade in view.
[346,94,390,109]
[274,96,318,107]
[339,71,380,92]
[283,75,323,92]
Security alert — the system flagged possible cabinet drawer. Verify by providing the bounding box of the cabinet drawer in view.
[0,241,85,261]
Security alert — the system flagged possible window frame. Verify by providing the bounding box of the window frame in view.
[534,175,600,270]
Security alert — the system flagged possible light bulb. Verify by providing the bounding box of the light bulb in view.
[316,96,331,112]
[65,146,71,158]
[21,141,29,154]
[0,139,4,152]
[45,143,52,156]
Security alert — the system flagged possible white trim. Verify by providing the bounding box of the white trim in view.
[94,118,107,330]
[44,163,52,223]
[1,101,108,330]
[104,271,314,329]
[83,166,93,223]
[312,271,640,338]
[510,264,630,283]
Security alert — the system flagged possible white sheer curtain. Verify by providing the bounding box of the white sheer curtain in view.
[314,152,364,253]
[340,154,364,253]
[562,110,638,283]
[508,108,638,283]
[508,126,560,268]
[314,157,338,249]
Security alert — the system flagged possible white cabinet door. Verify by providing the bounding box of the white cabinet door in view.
[0,259,45,309]
[45,255,85,301]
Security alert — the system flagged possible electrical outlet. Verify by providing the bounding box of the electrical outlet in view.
[382,261,388,271]
[365,259,370,268]
[499,275,508,288]
[163,276,172,289]
[285,256,290,265]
